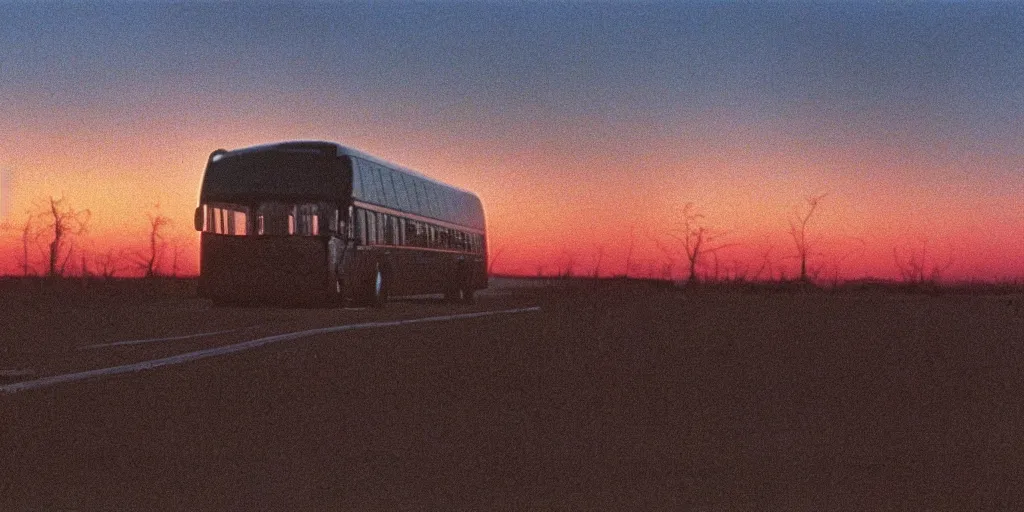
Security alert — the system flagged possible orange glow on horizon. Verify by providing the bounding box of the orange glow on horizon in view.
[1,108,1021,282]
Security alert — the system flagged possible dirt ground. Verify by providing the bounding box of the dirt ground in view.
[2,279,1024,509]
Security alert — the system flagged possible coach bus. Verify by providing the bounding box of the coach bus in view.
[194,141,487,307]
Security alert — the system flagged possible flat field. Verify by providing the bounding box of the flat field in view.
[2,278,1024,509]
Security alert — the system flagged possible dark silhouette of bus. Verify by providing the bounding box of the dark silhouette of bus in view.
[194,141,487,307]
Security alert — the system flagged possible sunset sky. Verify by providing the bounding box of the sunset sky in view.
[1,2,1022,280]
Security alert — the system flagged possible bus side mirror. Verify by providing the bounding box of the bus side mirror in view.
[194,206,203,231]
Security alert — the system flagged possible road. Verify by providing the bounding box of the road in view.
[3,283,1024,509]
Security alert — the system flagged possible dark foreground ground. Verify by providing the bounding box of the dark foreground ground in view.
[2,279,1024,509]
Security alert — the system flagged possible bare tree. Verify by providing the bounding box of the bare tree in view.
[789,193,827,283]
[754,244,776,282]
[11,213,37,276]
[725,259,749,282]
[34,196,91,278]
[170,241,182,278]
[138,208,171,278]
[894,237,954,285]
[80,252,90,278]
[658,203,732,285]
[95,249,125,279]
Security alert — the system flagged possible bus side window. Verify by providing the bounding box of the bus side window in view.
[356,208,367,245]
[405,219,416,247]
[369,211,378,245]
[439,227,449,250]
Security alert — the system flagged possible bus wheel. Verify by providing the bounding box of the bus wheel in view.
[368,264,388,308]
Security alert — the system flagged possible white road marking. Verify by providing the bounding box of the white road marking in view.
[79,325,264,350]
[1,306,541,395]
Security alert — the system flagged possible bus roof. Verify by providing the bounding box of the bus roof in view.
[215,140,477,197]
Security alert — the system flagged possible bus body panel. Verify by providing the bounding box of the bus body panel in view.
[199,233,330,304]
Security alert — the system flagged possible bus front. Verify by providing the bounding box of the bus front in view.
[194,143,350,304]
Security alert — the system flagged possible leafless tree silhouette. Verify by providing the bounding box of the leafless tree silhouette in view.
[724,258,749,282]
[894,237,955,285]
[657,203,733,285]
[170,240,182,278]
[754,243,776,282]
[35,196,91,278]
[15,214,37,276]
[138,206,171,278]
[80,252,90,278]
[95,248,125,279]
[789,193,827,283]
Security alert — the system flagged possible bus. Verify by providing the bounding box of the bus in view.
[194,141,487,307]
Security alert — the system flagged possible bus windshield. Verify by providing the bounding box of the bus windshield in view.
[199,201,338,237]
[201,149,343,201]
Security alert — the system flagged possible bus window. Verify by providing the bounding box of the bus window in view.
[202,203,250,236]
[367,210,377,245]
[387,215,399,245]
[254,202,332,236]
[405,219,417,247]
[295,203,320,236]
[438,227,449,250]
[356,208,366,245]
[416,221,427,247]
[256,202,292,236]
